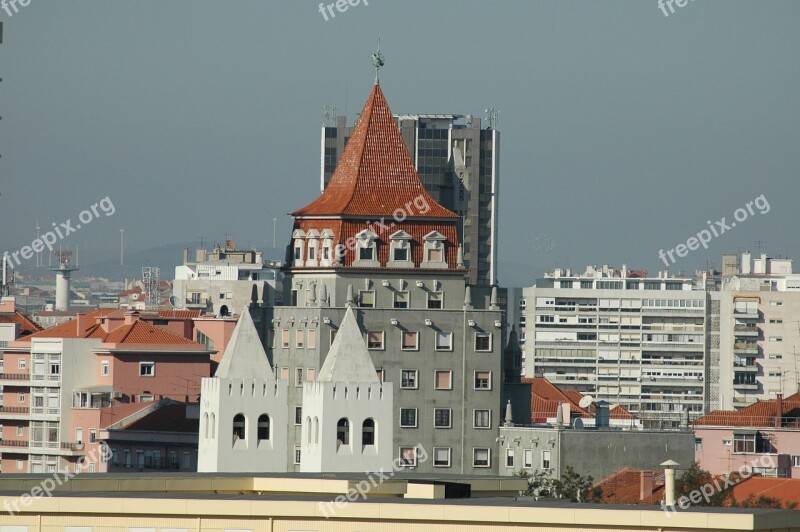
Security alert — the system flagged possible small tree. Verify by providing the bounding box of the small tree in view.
[674,461,738,507]
[552,466,595,502]
[514,469,555,498]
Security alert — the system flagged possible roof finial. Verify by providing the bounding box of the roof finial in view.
[371,39,385,86]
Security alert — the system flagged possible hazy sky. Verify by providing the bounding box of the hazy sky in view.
[1,1,798,286]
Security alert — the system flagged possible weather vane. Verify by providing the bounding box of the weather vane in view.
[371,39,385,85]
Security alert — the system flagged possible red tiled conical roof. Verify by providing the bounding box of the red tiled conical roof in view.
[292,84,457,219]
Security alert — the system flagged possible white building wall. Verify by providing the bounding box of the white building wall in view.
[198,377,289,472]
[300,381,393,473]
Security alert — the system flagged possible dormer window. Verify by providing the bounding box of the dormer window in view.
[388,230,413,268]
[421,231,447,269]
[353,229,379,267]
[320,229,334,267]
[306,230,320,267]
[292,229,306,267]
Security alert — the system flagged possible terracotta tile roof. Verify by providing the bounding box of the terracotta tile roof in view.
[120,403,199,433]
[610,405,638,420]
[101,320,201,347]
[21,309,113,341]
[731,477,800,507]
[523,377,590,422]
[292,85,457,219]
[593,467,664,505]
[0,310,43,336]
[100,401,157,429]
[694,399,800,428]
[156,310,201,319]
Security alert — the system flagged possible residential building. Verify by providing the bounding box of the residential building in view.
[0,309,212,473]
[711,252,800,409]
[1,472,794,532]
[172,243,283,316]
[99,398,199,472]
[322,111,499,288]
[201,78,505,474]
[522,265,707,427]
[693,392,800,478]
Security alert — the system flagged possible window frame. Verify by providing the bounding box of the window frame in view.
[401,331,419,351]
[473,447,491,468]
[474,332,493,352]
[474,370,492,390]
[434,407,452,429]
[401,369,418,390]
[435,331,453,351]
[400,408,418,428]
[473,409,491,429]
[434,369,453,390]
[139,362,155,377]
[427,291,444,309]
[367,330,385,350]
[433,446,451,468]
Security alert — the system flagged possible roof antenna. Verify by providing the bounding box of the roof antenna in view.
[371,39,385,86]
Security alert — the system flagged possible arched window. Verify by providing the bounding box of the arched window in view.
[210,413,215,439]
[314,417,319,444]
[233,413,246,441]
[362,418,375,446]
[336,418,350,445]
[203,413,209,439]
[306,417,312,444]
[257,414,270,441]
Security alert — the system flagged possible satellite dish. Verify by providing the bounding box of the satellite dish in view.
[168,295,179,308]
[579,396,594,409]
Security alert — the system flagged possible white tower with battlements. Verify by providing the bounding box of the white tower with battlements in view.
[198,307,288,472]
[300,304,393,472]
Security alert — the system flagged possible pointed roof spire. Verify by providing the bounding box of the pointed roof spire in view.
[490,286,499,310]
[371,39,385,86]
[215,307,274,380]
[504,400,514,426]
[291,83,457,219]
[317,306,378,383]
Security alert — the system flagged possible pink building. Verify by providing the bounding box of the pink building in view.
[693,393,800,479]
[0,309,213,473]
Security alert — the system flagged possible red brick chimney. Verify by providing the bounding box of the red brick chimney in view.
[75,313,86,336]
[640,470,654,501]
[776,393,783,428]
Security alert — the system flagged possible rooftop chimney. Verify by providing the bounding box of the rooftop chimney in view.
[661,460,680,507]
[640,470,654,501]
[75,313,86,336]
[124,311,138,325]
[776,393,783,428]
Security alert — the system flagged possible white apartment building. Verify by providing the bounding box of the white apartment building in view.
[521,265,708,428]
[173,245,283,316]
[713,252,800,410]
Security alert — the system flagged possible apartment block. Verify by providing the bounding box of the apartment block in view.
[521,265,708,427]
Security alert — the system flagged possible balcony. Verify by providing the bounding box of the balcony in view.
[0,439,28,451]
[734,325,759,336]
[733,381,759,391]
[0,406,30,415]
[0,373,31,385]
[734,307,759,319]
[734,342,759,354]
[185,297,209,309]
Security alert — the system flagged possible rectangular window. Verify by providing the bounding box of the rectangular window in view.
[427,292,443,309]
[524,449,533,468]
[101,361,110,376]
[18,359,26,369]
[400,408,418,428]
[308,246,316,260]
[307,368,316,381]
[89,429,97,443]
[17,393,24,403]
[506,448,515,468]
[427,248,443,263]
[734,433,756,453]
[359,290,376,308]
[295,368,303,386]
[280,367,289,381]
[434,370,452,390]
[49,363,60,375]
[401,331,419,350]
[399,447,418,467]
[367,331,385,350]
[475,333,492,352]
[359,247,375,261]
[434,408,452,428]
[435,331,453,351]
[473,409,491,429]
[393,247,409,262]
[294,445,302,465]
[473,448,490,468]
[542,450,551,469]
[433,447,451,467]
[401,369,418,390]
[792,456,800,468]
[695,438,703,452]
[474,370,492,390]
[139,362,155,377]
[295,329,304,349]
[282,329,290,348]
[295,406,302,425]
[307,329,317,349]
[376,368,385,382]
[16,426,24,436]
[394,291,409,309]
